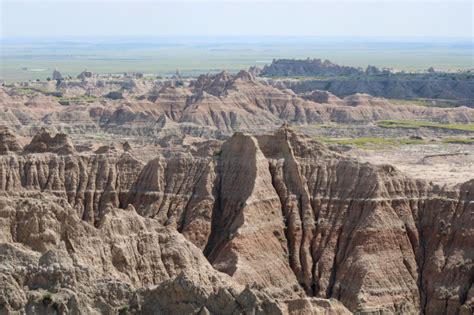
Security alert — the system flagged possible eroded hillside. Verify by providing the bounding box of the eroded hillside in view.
[2,71,473,141]
[0,125,472,314]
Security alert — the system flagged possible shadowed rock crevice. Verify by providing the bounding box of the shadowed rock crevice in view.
[257,126,316,294]
[203,133,258,262]
[203,133,299,292]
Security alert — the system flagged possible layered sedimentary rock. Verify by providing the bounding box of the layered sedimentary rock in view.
[1,71,473,141]
[0,126,472,314]
[0,126,22,154]
[257,128,473,314]
[0,145,143,224]
[261,59,474,105]
[23,129,77,155]
[3,195,345,314]
[279,77,474,107]
[203,133,300,294]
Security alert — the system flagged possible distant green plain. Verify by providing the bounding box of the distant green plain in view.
[1,37,472,82]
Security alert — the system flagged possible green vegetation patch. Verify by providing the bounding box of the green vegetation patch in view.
[377,120,474,132]
[15,87,43,95]
[118,304,130,315]
[314,136,426,149]
[442,137,474,144]
[37,291,54,306]
[56,95,97,105]
[388,98,461,108]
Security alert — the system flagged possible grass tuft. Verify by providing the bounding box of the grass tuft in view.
[388,98,461,108]
[442,137,474,144]
[314,136,426,149]
[39,291,53,306]
[377,120,474,132]
[118,304,130,315]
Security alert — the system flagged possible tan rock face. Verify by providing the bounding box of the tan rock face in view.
[203,133,299,293]
[1,74,473,140]
[0,126,472,314]
[0,194,287,313]
[0,126,22,154]
[0,193,350,314]
[258,128,473,314]
[23,128,77,155]
[0,150,143,224]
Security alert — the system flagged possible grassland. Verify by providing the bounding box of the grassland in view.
[377,120,474,132]
[442,137,474,144]
[2,37,473,82]
[56,96,97,105]
[314,135,474,149]
[387,98,462,108]
[12,87,97,105]
[314,136,426,149]
[14,87,56,95]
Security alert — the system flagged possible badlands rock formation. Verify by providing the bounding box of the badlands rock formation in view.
[274,77,474,107]
[23,128,76,155]
[261,59,474,105]
[1,71,473,141]
[0,126,472,314]
[0,126,22,154]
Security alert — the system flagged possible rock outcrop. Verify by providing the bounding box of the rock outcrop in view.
[52,69,63,81]
[0,126,22,154]
[204,133,300,294]
[2,195,338,314]
[1,126,472,314]
[262,58,364,77]
[1,73,473,141]
[274,76,474,107]
[261,59,474,106]
[77,70,93,80]
[23,129,76,155]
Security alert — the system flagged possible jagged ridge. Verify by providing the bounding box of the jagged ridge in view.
[0,126,472,314]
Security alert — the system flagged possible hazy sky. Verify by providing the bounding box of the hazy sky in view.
[1,0,472,39]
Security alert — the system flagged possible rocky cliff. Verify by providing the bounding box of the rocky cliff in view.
[2,72,473,141]
[0,126,472,314]
[0,126,22,154]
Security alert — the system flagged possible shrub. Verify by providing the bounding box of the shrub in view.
[118,304,130,315]
[105,91,124,100]
[40,291,53,305]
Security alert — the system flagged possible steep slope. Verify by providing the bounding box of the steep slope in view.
[23,128,77,155]
[126,153,216,249]
[0,126,22,154]
[0,127,472,314]
[261,59,474,105]
[2,74,473,141]
[0,144,143,224]
[257,127,473,314]
[203,133,300,294]
[2,195,350,314]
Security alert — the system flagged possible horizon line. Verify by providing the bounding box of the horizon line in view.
[2,35,473,41]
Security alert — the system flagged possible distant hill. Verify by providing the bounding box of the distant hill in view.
[261,59,474,106]
[261,58,365,77]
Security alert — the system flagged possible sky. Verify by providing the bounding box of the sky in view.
[0,0,473,39]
